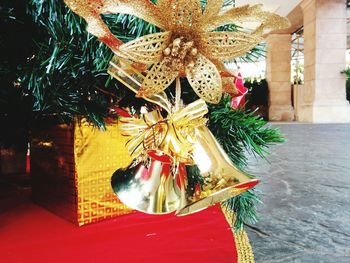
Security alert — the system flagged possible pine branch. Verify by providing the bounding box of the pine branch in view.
[23,1,157,126]
[222,190,262,230]
[208,96,284,168]
[207,96,284,230]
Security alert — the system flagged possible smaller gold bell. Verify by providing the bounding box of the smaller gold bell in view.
[111,151,185,214]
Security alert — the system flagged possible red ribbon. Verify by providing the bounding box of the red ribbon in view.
[225,72,248,110]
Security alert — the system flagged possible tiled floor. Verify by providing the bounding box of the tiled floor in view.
[246,124,350,263]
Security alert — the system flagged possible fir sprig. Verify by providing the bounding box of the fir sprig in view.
[208,96,284,230]
[208,96,284,168]
[223,190,262,230]
[24,1,156,126]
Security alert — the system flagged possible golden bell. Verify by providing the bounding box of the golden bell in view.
[176,126,259,216]
[111,151,185,214]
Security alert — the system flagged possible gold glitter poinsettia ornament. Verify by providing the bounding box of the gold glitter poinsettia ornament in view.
[64,0,290,103]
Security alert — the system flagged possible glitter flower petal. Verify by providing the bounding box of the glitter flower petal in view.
[119,32,172,64]
[186,54,222,104]
[138,61,179,97]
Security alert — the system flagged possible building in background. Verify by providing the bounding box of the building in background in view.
[236,0,350,123]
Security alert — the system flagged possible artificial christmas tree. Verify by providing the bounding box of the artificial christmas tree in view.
[1,0,288,240]
[0,1,293,262]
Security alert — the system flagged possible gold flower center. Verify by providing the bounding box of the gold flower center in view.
[163,36,198,72]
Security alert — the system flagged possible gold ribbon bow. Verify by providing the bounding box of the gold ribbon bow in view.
[120,99,208,163]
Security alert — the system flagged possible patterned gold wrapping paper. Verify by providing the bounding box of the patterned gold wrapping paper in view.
[31,119,133,226]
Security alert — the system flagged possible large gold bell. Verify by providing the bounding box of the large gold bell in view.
[176,126,259,216]
[111,151,185,214]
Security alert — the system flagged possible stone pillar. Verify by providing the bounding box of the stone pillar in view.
[299,0,350,123]
[266,34,295,121]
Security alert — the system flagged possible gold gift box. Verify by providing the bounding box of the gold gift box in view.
[31,119,133,226]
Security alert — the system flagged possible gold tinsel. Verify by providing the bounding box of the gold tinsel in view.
[222,204,255,263]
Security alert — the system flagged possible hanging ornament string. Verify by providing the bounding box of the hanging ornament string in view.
[175,78,182,112]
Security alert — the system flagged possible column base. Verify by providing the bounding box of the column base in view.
[269,105,295,121]
[298,103,350,123]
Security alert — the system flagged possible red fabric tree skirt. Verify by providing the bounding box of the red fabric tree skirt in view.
[0,198,237,263]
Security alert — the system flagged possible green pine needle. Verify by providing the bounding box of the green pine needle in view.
[209,96,284,168]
